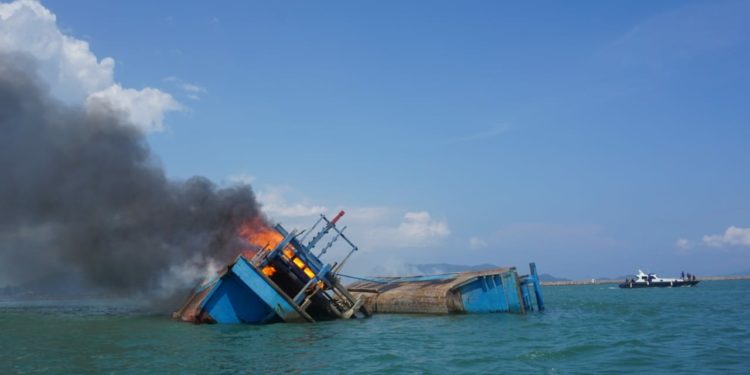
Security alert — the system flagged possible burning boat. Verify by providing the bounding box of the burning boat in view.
[173,211,370,324]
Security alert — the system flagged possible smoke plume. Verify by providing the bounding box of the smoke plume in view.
[0,54,265,298]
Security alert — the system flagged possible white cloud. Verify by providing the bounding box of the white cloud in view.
[366,211,450,248]
[86,84,182,132]
[257,187,327,218]
[469,236,487,249]
[400,211,450,239]
[248,183,449,250]
[180,83,206,100]
[702,226,750,248]
[163,76,206,101]
[675,238,691,250]
[181,83,205,93]
[0,0,180,131]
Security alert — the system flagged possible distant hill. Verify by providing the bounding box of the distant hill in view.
[538,273,570,282]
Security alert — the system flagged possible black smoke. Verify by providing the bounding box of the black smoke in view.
[0,55,265,299]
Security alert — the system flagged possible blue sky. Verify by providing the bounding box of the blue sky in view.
[6,0,750,278]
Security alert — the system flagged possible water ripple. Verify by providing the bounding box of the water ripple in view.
[2,280,750,374]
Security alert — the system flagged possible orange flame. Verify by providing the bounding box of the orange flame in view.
[239,218,285,250]
[238,219,297,263]
[262,265,277,276]
[237,218,322,287]
[283,247,295,260]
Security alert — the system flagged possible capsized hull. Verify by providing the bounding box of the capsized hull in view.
[347,263,545,314]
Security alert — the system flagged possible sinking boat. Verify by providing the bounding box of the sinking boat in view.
[174,211,545,324]
[619,270,700,289]
[173,211,370,324]
[347,263,545,314]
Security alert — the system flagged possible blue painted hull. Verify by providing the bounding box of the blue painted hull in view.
[454,271,525,313]
[175,256,311,324]
[174,213,371,324]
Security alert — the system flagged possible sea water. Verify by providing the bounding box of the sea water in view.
[1,280,749,374]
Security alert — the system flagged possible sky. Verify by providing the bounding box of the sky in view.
[2,0,750,279]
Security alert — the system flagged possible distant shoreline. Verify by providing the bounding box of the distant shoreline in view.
[541,275,750,286]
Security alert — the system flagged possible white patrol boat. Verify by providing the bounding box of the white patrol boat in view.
[619,270,700,288]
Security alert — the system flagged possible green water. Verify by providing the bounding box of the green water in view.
[2,280,749,374]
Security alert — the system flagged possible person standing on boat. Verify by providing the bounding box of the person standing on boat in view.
[681,271,685,279]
